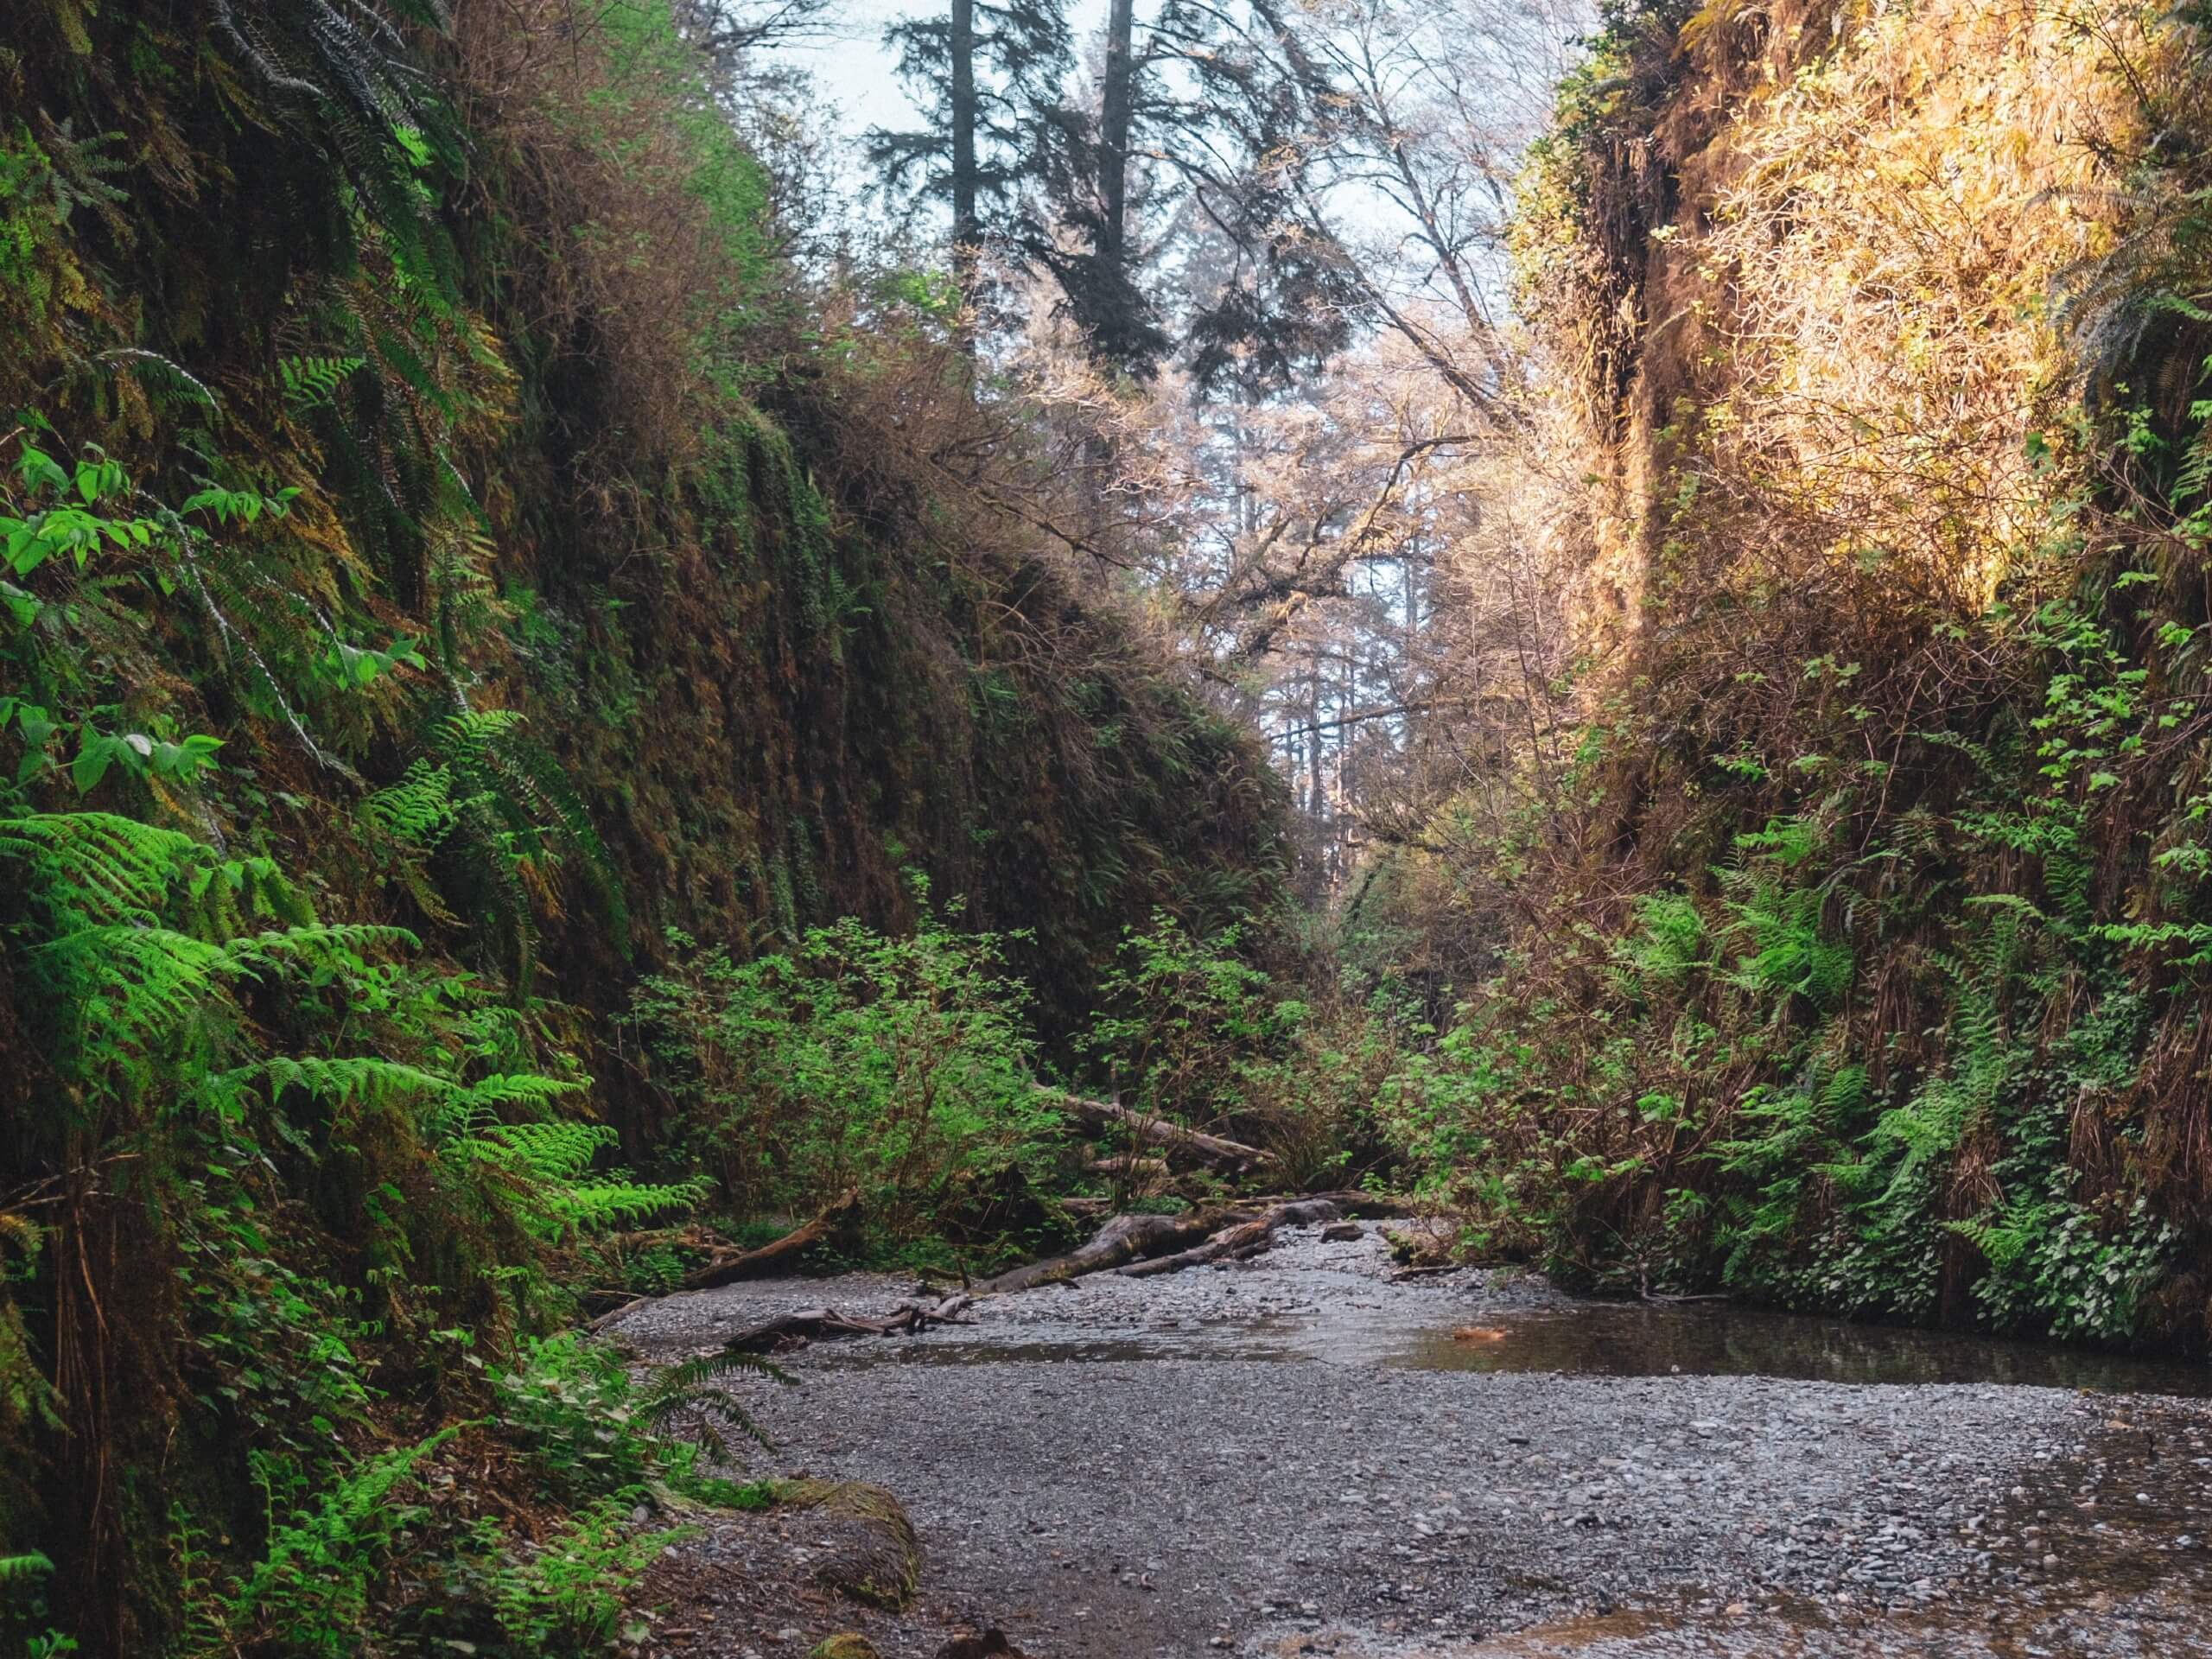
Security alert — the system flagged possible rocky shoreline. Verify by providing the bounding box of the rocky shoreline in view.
[607,1224,2212,1657]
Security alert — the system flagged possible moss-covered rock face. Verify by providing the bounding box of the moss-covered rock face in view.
[0,2,1289,1020]
[0,1,1287,1648]
[775,1480,925,1611]
[1389,0,2212,1343]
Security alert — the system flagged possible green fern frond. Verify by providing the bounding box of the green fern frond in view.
[279,353,365,411]
[547,1178,706,1230]
[226,922,421,978]
[464,1120,618,1181]
[639,1350,793,1459]
[0,811,200,928]
[44,924,233,1057]
[435,708,526,749]
[461,1073,593,1111]
[363,759,457,848]
[452,1121,702,1236]
[258,1054,457,1109]
[0,1551,54,1584]
[372,700,626,986]
[647,1349,794,1397]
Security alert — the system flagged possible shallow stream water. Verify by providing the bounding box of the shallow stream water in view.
[1391,1299,2212,1395]
[819,1291,2212,1397]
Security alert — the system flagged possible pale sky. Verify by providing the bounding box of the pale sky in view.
[776,0,1114,143]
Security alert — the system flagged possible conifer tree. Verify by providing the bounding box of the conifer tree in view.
[1031,0,1360,389]
[870,0,1076,316]
[1028,0,1172,376]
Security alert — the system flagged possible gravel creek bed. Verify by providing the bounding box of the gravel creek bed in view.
[607,1224,2212,1657]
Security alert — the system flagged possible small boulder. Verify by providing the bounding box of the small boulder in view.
[1319,1222,1364,1243]
[935,1630,1026,1658]
[1383,1220,1453,1266]
[774,1479,922,1609]
[810,1638,880,1659]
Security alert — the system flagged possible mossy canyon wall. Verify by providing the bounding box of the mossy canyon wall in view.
[1446,0,2212,1340]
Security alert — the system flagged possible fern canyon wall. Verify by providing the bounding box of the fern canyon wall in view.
[1362,0,2212,1344]
[0,3,1285,1647]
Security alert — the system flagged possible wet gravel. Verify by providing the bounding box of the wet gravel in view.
[610,1224,2212,1656]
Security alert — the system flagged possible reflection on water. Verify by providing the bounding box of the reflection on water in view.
[787,1282,2202,1407]
[809,1309,2212,1397]
[808,1298,2212,1396]
[1391,1301,2212,1395]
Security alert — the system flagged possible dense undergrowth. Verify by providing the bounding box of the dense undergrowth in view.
[0,1,1289,1650]
[1351,0,2212,1348]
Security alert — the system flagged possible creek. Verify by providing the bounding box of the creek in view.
[611,1224,2212,1657]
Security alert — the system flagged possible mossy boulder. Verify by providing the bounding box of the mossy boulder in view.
[1383,1219,1453,1267]
[774,1478,922,1609]
[810,1637,881,1659]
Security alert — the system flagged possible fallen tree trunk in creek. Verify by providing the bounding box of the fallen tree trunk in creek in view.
[1247,1189,1424,1221]
[680,1188,861,1291]
[676,1189,1432,1350]
[980,1197,1360,1291]
[976,1209,1231,1293]
[1039,1088,1274,1173]
[1116,1198,1342,1278]
[720,1292,975,1353]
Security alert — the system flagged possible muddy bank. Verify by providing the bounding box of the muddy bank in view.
[608,1224,2212,1657]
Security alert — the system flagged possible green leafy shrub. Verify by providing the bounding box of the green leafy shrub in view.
[1079,911,1287,1128]
[481,1497,669,1657]
[217,1432,461,1659]
[632,906,1058,1244]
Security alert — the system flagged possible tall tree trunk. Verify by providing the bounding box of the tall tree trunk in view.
[1079,0,1136,533]
[1098,0,1135,268]
[950,0,980,342]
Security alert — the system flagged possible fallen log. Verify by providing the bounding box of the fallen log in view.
[1116,1217,1272,1278]
[1039,1088,1273,1173]
[1243,1189,1425,1220]
[984,1196,1383,1292]
[681,1188,860,1291]
[1116,1198,1342,1278]
[976,1208,1239,1294]
[720,1292,975,1352]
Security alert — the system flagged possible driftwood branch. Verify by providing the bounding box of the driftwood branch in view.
[1248,1190,1425,1220]
[1116,1198,1343,1278]
[980,1196,1371,1292]
[1039,1088,1273,1173]
[976,1209,1231,1293]
[719,1292,976,1352]
[681,1188,860,1291]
